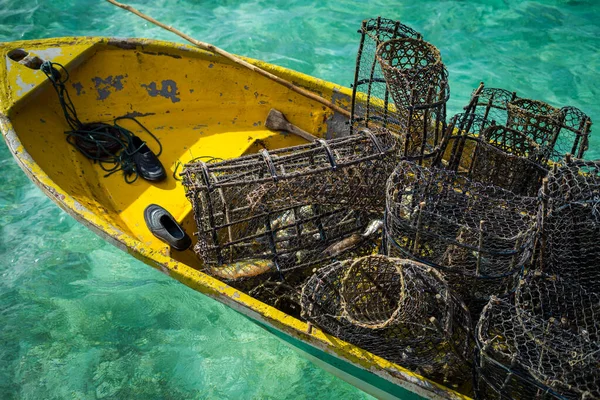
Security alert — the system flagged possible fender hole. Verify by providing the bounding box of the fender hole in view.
[8,48,28,62]
[22,56,44,70]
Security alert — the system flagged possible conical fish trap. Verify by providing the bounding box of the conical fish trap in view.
[350,18,448,162]
[350,18,422,133]
[384,160,538,312]
[376,38,446,108]
[181,130,395,276]
[301,255,473,385]
[375,38,449,160]
[476,275,600,399]
[439,113,550,196]
[537,159,600,292]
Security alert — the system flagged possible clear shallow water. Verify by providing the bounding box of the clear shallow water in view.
[0,0,598,398]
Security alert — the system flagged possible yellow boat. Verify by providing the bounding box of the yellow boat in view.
[0,36,469,400]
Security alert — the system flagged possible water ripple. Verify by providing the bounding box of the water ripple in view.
[0,0,598,398]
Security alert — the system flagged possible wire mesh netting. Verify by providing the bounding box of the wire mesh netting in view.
[462,85,592,162]
[475,273,600,399]
[464,87,516,124]
[350,18,448,161]
[384,160,538,312]
[350,18,422,130]
[301,255,473,386]
[436,113,550,196]
[507,99,562,142]
[536,159,600,293]
[557,106,593,160]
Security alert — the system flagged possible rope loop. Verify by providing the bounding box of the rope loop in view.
[41,62,162,184]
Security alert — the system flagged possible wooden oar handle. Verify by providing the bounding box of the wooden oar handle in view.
[265,109,318,142]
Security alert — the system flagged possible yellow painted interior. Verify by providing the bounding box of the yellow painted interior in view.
[2,38,338,265]
[0,37,469,400]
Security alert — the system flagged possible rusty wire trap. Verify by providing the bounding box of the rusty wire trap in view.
[536,159,600,293]
[350,18,422,130]
[475,273,600,399]
[436,112,551,196]
[181,129,396,288]
[350,18,449,162]
[301,255,473,385]
[384,160,538,312]
[463,84,593,162]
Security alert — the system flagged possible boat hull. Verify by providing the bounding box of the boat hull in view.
[0,36,469,400]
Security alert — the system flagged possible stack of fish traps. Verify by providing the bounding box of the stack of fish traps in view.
[474,161,600,399]
[182,16,597,396]
[384,160,538,314]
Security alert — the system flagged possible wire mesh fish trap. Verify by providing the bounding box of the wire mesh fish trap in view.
[181,130,395,279]
[474,349,563,400]
[376,38,447,109]
[463,84,593,161]
[375,38,450,160]
[557,106,593,159]
[350,18,448,161]
[384,161,538,312]
[475,275,600,399]
[301,255,473,385]
[350,18,422,130]
[515,273,600,343]
[437,113,550,196]
[537,159,600,292]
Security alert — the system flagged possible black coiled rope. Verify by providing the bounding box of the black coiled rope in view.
[40,61,162,183]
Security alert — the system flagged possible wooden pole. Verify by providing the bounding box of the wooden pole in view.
[105,0,351,117]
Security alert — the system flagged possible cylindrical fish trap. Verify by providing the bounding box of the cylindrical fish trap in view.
[350,17,422,133]
[475,297,569,400]
[556,106,592,159]
[181,130,395,277]
[462,83,593,161]
[301,255,473,386]
[476,283,600,400]
[384,161,537,313]
[537,160,600,292]
[339,255,432,329]
[375,38,449,161]
[437,113,550,196]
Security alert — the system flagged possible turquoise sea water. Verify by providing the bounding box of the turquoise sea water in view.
[0,0,598,398]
